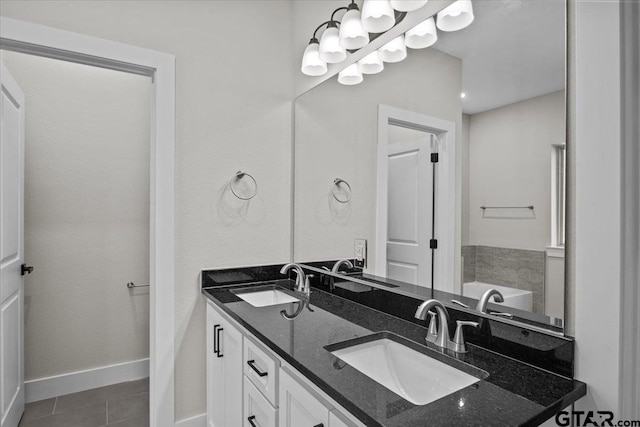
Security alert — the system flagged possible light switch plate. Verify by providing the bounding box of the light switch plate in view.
[354,239,367,268]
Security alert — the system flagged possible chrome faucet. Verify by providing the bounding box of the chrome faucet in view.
[331,259,354,274]
[279,263,306,293]
[476,289,504,313]
[415,299,479,354]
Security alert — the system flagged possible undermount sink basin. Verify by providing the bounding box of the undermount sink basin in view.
[233,287,301,307]
[326,332,485,405]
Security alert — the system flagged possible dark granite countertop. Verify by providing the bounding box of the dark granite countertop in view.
[202,280,585,427]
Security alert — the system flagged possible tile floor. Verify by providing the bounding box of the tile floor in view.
[18,378,149,427]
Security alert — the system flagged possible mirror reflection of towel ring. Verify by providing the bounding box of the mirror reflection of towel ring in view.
[332,178,352,203]
[230,171,257,200]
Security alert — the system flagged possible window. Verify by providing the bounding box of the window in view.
[551,144,566,247]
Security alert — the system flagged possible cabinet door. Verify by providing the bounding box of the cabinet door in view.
[207,303,243,427]
[279,368,329,427]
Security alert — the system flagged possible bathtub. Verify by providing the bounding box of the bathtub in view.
[462,281,533,312]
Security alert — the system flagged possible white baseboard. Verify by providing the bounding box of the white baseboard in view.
[25,358,149,403]
[175,413,206,427]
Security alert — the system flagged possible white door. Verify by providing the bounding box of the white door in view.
[377,126,434,286]
[0,60,26,427]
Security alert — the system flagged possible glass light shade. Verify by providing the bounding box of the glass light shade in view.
[378,35,407,63]
[357,51,384,74]
[339,8,370,50]
[361,0,396,33]
[319,26,347,64]
[436,0,474,32]
[405,17,438,49]
[301,42,328,76]
[389,0,428,12]
[338,63,363,85]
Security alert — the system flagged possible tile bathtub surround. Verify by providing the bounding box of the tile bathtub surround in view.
[19,378,149,427]
[461,245,477,283]
[462,245,546,314]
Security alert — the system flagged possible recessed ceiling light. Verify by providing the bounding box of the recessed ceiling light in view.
[461,92,467,99]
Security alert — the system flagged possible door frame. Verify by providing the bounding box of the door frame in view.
[0,17,175,426]
[375,104,456,293]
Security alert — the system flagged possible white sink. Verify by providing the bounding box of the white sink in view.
[329,335,482,405]
[234,288,301,307]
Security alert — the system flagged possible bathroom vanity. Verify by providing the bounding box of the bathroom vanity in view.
[201,264,586,427]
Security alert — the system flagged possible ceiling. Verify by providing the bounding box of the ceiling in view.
[431,0,566,114]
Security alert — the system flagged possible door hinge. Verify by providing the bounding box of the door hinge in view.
[431,153,439,163]
[430,239,438,249]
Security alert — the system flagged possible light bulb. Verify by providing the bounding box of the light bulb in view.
[361,0,396,33]
[436,0,474,32]
[358,51,384,74]
[378,35,407,63]
[319,24,347,64]
[338,63,363,85]
[405,17,438,49]
[301,40,328,76]
[389,0,429,12]
[339,6,369,50]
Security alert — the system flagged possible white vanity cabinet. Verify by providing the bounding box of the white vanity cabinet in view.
[206,301,364,427]
[207,303,244,427]
[279,367,330,427]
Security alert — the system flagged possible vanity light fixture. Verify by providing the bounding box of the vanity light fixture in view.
[390,0,429,12]
[301,0,476,85]
[361,0,396,33]
[301,38,328,76]
[405,17,438,49]
[338,63,364,85]
[436,0,474,32]
[357,50,384,74]
[339,1,370,50]
[378,34,408,63]
[319,22,347,64]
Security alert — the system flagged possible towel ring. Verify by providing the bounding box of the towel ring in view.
[230,171,257,200]
[332,178,352,203]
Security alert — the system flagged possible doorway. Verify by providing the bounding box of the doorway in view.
[2,50,151,426]
[0,17,175,426]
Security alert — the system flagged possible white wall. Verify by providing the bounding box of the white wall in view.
[294,48,462,277]
[466,91,565,251]
[1,51,150,380]
[0,1,294,421]
[574,0,622,414]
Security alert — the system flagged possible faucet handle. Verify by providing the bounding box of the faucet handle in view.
[426,310,438,343]
[453,320,479,353]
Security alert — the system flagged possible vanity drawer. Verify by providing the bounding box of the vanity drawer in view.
[244,376,277,427]
[244,336,279,405]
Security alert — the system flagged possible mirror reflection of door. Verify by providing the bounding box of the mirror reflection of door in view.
[378,125,435,286]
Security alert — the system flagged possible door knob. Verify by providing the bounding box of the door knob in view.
[21,264,34,276]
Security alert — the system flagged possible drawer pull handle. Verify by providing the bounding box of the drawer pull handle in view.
[248,415,258,427]
[213,324,220,355]
[215,326,224,358]
[313,424,324,427]
[247,360,268,377]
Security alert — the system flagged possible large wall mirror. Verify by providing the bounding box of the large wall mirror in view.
[293,0,567,331]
